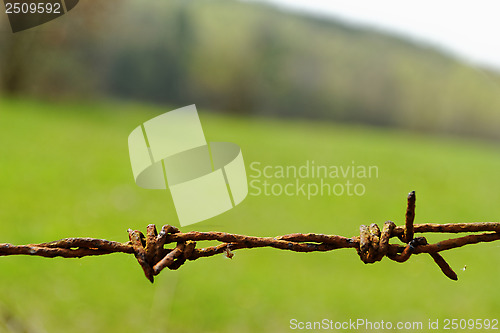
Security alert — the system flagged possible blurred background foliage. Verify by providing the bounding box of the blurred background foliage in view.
[1,0,500,139]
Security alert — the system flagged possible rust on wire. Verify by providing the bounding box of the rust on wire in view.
[1,191,499,283]
[403,190,416,243]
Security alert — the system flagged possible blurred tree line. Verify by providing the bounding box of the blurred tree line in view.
[1,0,500,139]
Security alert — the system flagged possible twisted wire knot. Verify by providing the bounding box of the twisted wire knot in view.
[128,224,197,283]
[355,191,458,280]
[357,221,395,264]
[357,221,428,263]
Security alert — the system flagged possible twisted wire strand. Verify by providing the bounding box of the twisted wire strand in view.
[1,191,499,283]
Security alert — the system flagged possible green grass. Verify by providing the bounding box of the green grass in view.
[1,97,500,332]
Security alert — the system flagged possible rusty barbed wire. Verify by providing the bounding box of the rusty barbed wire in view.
[1,191,499,283]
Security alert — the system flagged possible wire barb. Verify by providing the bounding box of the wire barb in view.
[404,190,416,243]
[0,191,499,283]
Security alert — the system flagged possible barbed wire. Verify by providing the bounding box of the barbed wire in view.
[1,191,499,283]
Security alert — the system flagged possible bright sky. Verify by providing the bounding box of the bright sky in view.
[251,0,500,71]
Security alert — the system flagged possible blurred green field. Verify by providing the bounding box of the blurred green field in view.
[1,98,500,333]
